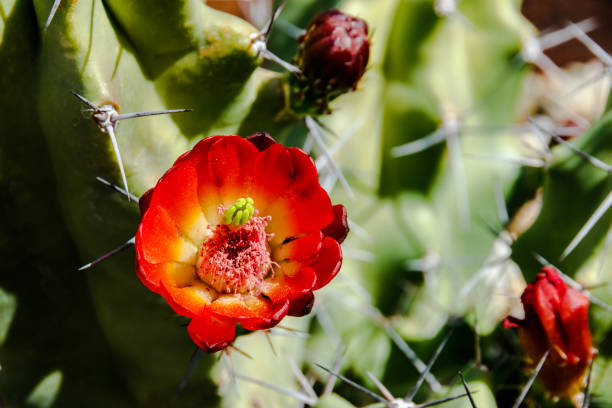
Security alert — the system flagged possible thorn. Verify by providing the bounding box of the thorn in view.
[597,224,612,277]
[96,176,139,202]
[105,125,130,201]
[321,293,442,392]
[511,349,550,408]
[342,246,376,263]
[72,91,192,200]
[229,345,252,360]
[173,348,204,398]
[222,352,237,390]
[314,300,342,345]
[115,108,192,121]
[540,97,592,130]
[315,120,361,171]
[390,128,446,157]
[288,359,317,402]
[314,364,390,405]
[78,237,135,270]
[561,190,612,260]
[269,326,310,339]
[337,273,372,302]
[538,18,598,50]
[303,133,314,154]
[414,392,475,408]
[583,355,595,408]
[464,153,547,168]
[566,67,611,97]
[566,22,612,66]
[366,371,395,402]
[263,1,286,40]
[258,47,302,74]
[445,116,471,230]
[43,0,62,31]
[322,343,346,396]
[274,19,305,40]
[495,180,510,226]
[263,331,276,356]
[235,373,316,405]
[347,217,373,242]
[405,329,454,402]
[458,372,478,408]
[383,324,442,392]
[71,90,97,109]
[528,119,612,173]
[305,116,354,198]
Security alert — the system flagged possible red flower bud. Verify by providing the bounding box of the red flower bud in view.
[297,9,369,92]
[504,266,595,398]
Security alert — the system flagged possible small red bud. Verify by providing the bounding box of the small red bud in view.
[503,266,595,398]
[298,9,370,92]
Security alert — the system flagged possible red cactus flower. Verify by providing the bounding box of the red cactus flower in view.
[135,133,348,352]
[503,266,595,397]
[298,9,370,92]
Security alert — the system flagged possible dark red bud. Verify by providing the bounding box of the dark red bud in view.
[298,9,369,92]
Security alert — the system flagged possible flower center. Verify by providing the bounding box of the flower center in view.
[197,198,272,294]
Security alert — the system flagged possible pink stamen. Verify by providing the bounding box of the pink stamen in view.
[197,216,272,294]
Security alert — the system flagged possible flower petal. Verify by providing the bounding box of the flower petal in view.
[134,252,164,293]
[273,231,323,262]
[287,292,315,317]
[261,267,317,304]
[137,205,198,264]
[149,162,209,244]
[158,264,216,317]
[251,144,294,209]
[162,283,216,318]
[208,294,278,321]
[532,270,565,351]
[311,237,342,290]
[240,300,290,331]
[196,136,258,224]
[246,132,276,152]
[559,286,592,363]
[188,315,236,353]
[322,204,349,244]
[253,147,333,245]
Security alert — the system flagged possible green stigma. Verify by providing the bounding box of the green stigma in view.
[223,197,255,226]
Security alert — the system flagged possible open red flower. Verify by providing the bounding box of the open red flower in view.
[503,266,595,397]
[135,133,348,352]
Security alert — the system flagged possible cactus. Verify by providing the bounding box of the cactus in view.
[2,0,612,407]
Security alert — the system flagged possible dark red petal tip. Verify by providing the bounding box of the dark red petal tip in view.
[287,292,315,317]
[246,132,277,152]
[322,204,349,244]
[138,188,154,217]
